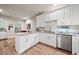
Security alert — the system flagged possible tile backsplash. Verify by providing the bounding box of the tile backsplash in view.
[55,26,79,34]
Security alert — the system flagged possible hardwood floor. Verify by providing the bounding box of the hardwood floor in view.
[0,38,72,55]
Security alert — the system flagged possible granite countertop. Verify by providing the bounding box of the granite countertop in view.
[56,32,79,36]
[15,32,36,36]
[15,31,56,36]
[15,31,79,37]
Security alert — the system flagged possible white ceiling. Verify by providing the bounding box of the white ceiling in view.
[0,4,67,20]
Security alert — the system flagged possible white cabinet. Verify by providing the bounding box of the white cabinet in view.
[45,12,57,22]
[15,33,39,54]
[19,35,29,53]
[15,35,30,54]
[57,6,71,26]
[70,5,79,25]
[36,14,46,28]
[28,33,39,46]
[46,34,56,47]
[36,5,79,26]
[64,7,71,25]
[57,9,64,26]
[39,33,48,43]
[15,32,57,54]
[72,35,79,55]
[45,6,71,26]
[57,5,79,26]
[39,33,56,47]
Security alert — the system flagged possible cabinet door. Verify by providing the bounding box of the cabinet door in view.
[29,34,38,45]
[34,33,39,43]
[39,33,48,43]
[27,34,39,48]
[36,15,41,27]
[57,9,64,26]
[36,14,46,28]
[40,33,56,47]
[72,36,76,54]
[64,7,71,25]
[46,34,56,47]
[42,14,46,27]
[72,36,79,55]
[75,36,79,54]
[19,35,29,53]
[71,5,79,25]
[46,12,57,22]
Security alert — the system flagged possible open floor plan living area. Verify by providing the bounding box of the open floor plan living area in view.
[0,4,79,55]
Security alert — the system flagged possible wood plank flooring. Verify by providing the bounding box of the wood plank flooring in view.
[0,38,72,55]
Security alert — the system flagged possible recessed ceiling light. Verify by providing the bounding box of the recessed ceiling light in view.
[0,9,3,12]
[53,4,57,6]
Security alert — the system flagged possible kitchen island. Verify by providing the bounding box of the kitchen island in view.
[15,32,39,54]
[15,32,57,54]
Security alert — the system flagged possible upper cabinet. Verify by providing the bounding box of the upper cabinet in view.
[70,5,79,25]
[57,5,79,26]
[36,5,79,27]
[57,8,64,26]
[57,6,71,26]
[45,6,72,26]
[64,6,71,25]
[45,12,57,22]
[36,14,46,28]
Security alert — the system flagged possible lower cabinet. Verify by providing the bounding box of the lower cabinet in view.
[39,33,56,47]
[15,33,56,54]
[15,33,39,54]
[72,35,79,55]
[47,34,56,47]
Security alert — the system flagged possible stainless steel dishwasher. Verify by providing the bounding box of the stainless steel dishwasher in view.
[57,34,72,52]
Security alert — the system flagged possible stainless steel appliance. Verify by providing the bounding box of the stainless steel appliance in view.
[57,34,72,52]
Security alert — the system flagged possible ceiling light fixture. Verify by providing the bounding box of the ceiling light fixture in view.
[0,9,3,12]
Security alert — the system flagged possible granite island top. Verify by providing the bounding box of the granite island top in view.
[15,32,56,36]
[15,31,79,36]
